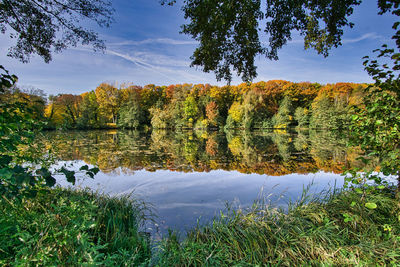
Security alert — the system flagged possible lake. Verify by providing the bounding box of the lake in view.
[39,129,369,236]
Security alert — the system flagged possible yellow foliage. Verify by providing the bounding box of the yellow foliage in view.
[274,128,288,133]
[228,101,243,123]
[228,136,244,157]
[45,103,64,125]
[106,123,117,128]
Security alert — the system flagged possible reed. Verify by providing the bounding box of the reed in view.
[2,186,399,266]
[157,186,400,266]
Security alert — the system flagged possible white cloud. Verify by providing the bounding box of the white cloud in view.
[107,38,197,46]
[342,32,382,44]
[128,51,191,67]
[261,32,383,47]
[105,49,208,83]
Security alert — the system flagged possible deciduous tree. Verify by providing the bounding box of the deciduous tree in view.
[0,0,113,63]
[164,0,398,82]
[95,83,120,124]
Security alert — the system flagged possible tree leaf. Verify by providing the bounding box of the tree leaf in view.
[365,202,377,209]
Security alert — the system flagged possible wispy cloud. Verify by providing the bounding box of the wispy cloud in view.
[107,38,197,46]
[106,49,178,82]
[266,32,383,46]
[69,44,215,84]
[342,33,382,44]
[129,51,191,67]
[105,49,205,83]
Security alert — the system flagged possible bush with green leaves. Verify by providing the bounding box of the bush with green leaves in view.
[345,7,400,206]
[0,66,45,197]
[0,67,99,198]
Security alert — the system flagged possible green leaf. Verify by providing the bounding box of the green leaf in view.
[89,167,100,175]
[0,155,12,167]
[365,202,377,209]
[355,188,363,194]
[60,167,76,185]
[342,213,353,222]
[45,175,56,187]
[79,165,89,171]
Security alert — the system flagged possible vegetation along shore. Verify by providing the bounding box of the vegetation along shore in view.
[1,185,399,265]
[1,0,400,265]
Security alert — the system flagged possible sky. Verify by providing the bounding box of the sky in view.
[0,0,397,96]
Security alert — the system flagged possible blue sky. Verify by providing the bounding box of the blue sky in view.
[0,0,397,95]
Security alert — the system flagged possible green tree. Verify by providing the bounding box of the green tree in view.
[77,91,102,129]
[165,0,397,82]
[294,107,310,129]
[241,90,269,129]
[0,67,99,197]
[0,68,44,197]
[118,101,146,129]
[183,95,199,127]
[0,0,110,198]
[273,96,294,129]
[150,106,174,129]
[309,94,335,129]
[0,0,113,63]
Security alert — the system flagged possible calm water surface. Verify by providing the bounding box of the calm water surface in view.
[41,130,366,235]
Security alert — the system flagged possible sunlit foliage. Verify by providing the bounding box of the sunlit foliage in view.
[44,81,368,131]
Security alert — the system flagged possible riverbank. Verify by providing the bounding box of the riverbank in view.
[0,188,151,266]
[158,186,400,265]
[1,186,399,266]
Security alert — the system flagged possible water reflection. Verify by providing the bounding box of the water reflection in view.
[40,129,375,234]
[40,129,371,175]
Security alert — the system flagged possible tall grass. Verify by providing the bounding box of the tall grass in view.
[157,187,400,266]
[1,186,399,266]
[0,187,151,266]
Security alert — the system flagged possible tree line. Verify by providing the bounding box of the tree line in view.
[15,80,367,130]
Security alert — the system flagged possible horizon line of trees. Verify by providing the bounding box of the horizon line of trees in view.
[5,80,370,131]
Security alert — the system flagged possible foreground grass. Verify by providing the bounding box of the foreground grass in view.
[157,187,400,266]
[1,187,399,266]
[0,188,151,266]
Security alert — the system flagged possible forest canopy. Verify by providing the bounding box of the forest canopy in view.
[8,80,368,131]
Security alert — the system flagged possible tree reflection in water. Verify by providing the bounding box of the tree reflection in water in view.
[38,129,375,176]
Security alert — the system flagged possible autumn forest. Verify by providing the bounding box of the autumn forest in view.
[2,0,400,265]
[9,80,368,131]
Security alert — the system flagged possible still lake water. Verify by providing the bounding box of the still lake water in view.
[40,130,366,235]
